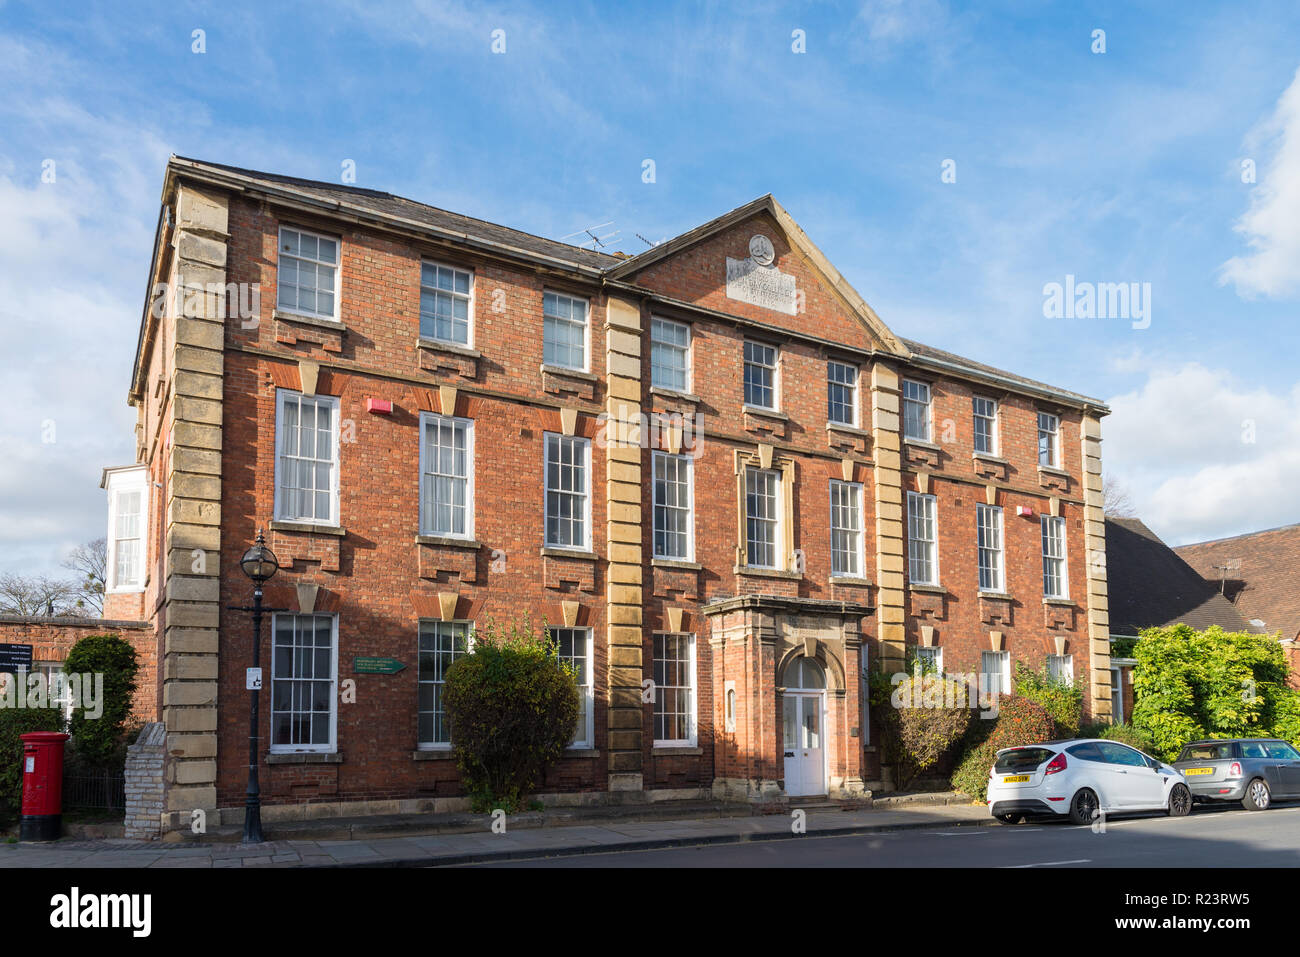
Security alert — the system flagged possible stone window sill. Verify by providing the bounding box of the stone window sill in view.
[266,751,344,765]
[653,746,703,756]
[734,565,801,581]
[905,438,941,452]
[412,749,456,761]
[979,591,1014,601]
[827,421,868,436]
[562,748,601,759]
[1037,465,1070,478]
[1043,597,1076,607]
[269,520,347,537]
[973,452,1008,464]
[652,558,702,571]
[541,546,599,561]
[416,336,480,358]
[909,583,947,595]
[416,535,480,549]
[830,576,873,587]
[742,404,787,420]
[541,363,597,382]
[273,309,345,332]
[650,386,700,404]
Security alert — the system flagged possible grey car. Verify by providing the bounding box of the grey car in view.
[1172,738,1300,810]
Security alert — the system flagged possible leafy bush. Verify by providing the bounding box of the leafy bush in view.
[64,634,139,770]
[1131,625,1292,761]
[0,705,65,819]
[443,618,579,813]
[950,696,1055,803]
[882,672,974,790]
[1099,722,1155,754]
[1014,662,1083,736]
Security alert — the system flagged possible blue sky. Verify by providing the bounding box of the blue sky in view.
[1,0,1298,580]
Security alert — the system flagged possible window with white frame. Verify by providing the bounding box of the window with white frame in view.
[543,291,588,370]
[916,646,943,674]
[1047,653,1074,685]
[827,361,858,427]
[744,467,782,568]
[907,491,938,585]
[972,396,998,455]
[277,226,339,320]
[743,341,778,410]
[551,627,593,747]
[417,620,473,747]
[652,451,693,561]
[419,262,472,345]
[653,633,696,746]
[902,379,932,442]
[976,504,1005,592]
[981,650,1011,696]
[829,480,863,578]
[544,433,590,549]
[650,317,690,392]
[111,489,143,589]
[1037,412,1060,467]
[1041,515,1069,598]
[419,414,473,538]
[275,391,340,525]
[271,614,337,751]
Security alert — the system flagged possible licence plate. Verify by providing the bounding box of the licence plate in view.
[1183,767,1213,776]
[1002,775,1031,783]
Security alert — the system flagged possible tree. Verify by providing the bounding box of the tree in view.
[1103,475,1136,517]
[0,573,78,617]
[63,538,107,615]
[64,633,140,769]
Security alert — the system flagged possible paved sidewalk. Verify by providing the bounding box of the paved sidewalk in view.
[0,803,992,868]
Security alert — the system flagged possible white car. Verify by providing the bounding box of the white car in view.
[986,738,1193,824]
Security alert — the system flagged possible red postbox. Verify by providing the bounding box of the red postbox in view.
[20,731,70,842]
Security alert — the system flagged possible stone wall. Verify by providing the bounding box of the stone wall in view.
[123,722,167,840]
[0,615,156,722]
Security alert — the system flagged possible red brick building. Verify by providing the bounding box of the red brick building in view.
[109,157,1114,833]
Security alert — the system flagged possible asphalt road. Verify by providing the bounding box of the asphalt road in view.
[468,802,1300,867]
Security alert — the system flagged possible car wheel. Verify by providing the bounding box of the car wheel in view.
[1069,788,1099,825]
[995,813,1022,825]
[1242,778,1271,811]
[1166,783,1192,817]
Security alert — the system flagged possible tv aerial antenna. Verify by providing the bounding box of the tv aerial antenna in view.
[562,221,619,250]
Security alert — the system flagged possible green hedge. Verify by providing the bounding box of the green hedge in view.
[0,706,66,819]
[1014,662,1083,737]
[881,673,974,790]
[64,634,140,771]
[1131,624,1300,760]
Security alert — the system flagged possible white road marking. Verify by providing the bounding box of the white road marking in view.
[1003,859,1091,868]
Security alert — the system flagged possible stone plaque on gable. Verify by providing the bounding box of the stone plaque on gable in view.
[726,239,797,315]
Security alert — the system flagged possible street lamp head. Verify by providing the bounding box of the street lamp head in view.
[239,528,280,584]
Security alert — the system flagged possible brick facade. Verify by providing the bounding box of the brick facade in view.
[112,159,1113,833]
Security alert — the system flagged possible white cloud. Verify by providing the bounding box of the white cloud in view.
[1220,65,1300,298]
[1105,362,1300,544]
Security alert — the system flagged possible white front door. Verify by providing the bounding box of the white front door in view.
[783,692,826,796]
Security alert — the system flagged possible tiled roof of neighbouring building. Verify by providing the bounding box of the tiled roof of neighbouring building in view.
[1105,518,1258,638]
[1174,524,1300,641]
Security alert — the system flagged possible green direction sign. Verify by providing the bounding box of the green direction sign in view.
[352,656,406,675]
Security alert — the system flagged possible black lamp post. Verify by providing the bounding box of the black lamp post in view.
[234,528,279,844]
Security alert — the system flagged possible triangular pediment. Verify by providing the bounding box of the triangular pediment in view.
[608,197,907,356]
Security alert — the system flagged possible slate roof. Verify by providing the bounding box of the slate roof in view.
[162,156,1107,409]
[170,157,621,272]
[1105,518,1256,637]
[1175,524,1300,640]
